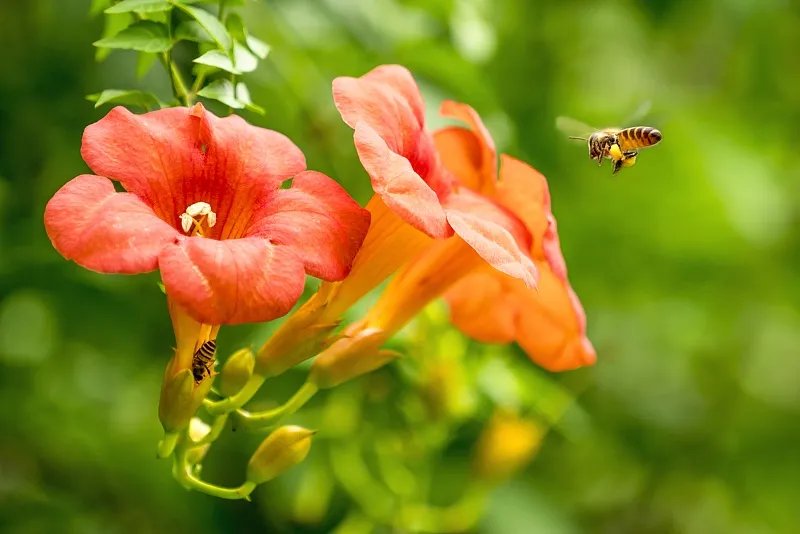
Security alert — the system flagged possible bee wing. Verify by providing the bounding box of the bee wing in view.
[555,116,596,141]
[622,100,652,126]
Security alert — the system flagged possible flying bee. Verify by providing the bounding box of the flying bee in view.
[557,116,662,174]
[192,340,217,383]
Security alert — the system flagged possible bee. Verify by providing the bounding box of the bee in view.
[557,116,662,174]
[192,340,217,383]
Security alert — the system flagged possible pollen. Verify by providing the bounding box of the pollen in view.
[179,202,217,236]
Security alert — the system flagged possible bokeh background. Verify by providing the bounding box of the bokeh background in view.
[2,0,799,532]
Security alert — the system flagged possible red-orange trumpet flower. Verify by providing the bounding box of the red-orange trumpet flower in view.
[44,103,370,326]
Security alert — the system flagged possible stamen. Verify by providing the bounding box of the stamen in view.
[186,201,212,218]
[179,202,217,236]
[180,213,194,234]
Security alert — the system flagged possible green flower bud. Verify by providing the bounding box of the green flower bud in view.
[159,368,212,434]
[219,347,255,397]
[247,425,314,485]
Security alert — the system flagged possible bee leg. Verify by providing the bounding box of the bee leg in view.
[612,158,623,174]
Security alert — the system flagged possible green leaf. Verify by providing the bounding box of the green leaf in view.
[197,79,244,109]
[93,21,172,53]
[194,50,240,74]
[225,13,247,42]
[245,34,270,59]
[175,20,213,43]
[225,13,270,59]
[233,42,258,72]
[87,89,166,110]
[193,42,257,74]
[176,4,233,52]
[235,82,265,115]
[95,13,135,61]
[105,0,173,14]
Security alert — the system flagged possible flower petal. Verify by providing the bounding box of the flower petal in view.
[439,100,497,194]
[434,128,485,192]
[495,155,566,277]
[246,171,371,281]
[353,123,451,238]
[333,65,452,238]
[333,65,425,147]
[446,271,516,344]
[44,174,178,273]
[446,267,596,372]
[443,189,536,287]
[81,104,306,234]
[159,236,306,325]
[514,267,596,371]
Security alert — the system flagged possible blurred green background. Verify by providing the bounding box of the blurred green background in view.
[2,0,799,532]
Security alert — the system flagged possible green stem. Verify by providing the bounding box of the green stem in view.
[190,69,207,99]
[235,381,319,430]
[204,373,266,415]
[168,58,191,106]
[173,440,256,500]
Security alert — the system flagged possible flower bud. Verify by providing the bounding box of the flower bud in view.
[255,290,341,378]
[158,367,213,433]
[219,347,255,397]
[309,328,400,389]
[472,411,543,483]
[247,425,315,485]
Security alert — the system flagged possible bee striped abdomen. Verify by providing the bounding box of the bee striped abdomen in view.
[192,340,217,383]
[617,127,662,151]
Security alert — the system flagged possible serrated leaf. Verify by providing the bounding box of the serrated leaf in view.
[235,82,265,115]
[176,4,233,52]
[105,0,172,14]
[87,89,165,110]
[245,34,270,59]
[197,79,244,109]
[175,20,213,43]
[94,20,172,53]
